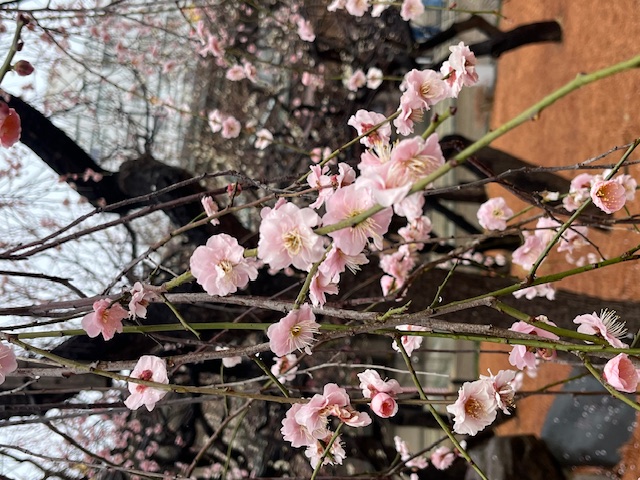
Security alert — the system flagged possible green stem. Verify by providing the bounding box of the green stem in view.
[421,106,456,140]
[309,422,344,480]
[394,337,488,480]
[0,16,25,85]
[162,295,200,339]
[492,300,609,345]
[252,355,290,397]
[162,271,194,291]
[7,337,302,404]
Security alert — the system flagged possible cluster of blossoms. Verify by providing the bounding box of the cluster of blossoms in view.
[343,66,384,92]
[563,170,636,214]
[358,369,402,418]
[446,369,519,435]
[281,383,372,468]
[224,61,258,83]
[394,436,460,477]
[81,282,158,341]
[395,42,477,135]
[77,285,171,410]
[208,109,242,139]
[328,0,425,22]
[187,44,478,364]
[508,316,559,376]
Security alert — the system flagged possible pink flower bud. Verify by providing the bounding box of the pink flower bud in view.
[370,392,398,418]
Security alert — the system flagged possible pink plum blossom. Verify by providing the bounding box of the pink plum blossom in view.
[281,403,317,447]
[307,162,355,209]
[392,324,428,355]
[394,192,426,221]
[380,245,415,288]
[394,68,451,135]
[563,173,594,212]
[215,346,243,368]
[271,354,299,382]
[346,69,367,91]
[319,245,369,278]
[381,275,398,296]
[124,355,169,411]
[430,446,456,470]
[394,436,429,469]
[590,179,627,214]
[82,299,129,341]
[347,109,391,147]
[370,392,398,418]
[401,0,425,21]
[190,233,258,297]
[400,69,449,110]
[323,184,393,255]
[390,134,444,184]
[128,282,158,319]
[357,369,402,398]
[366,67,383,89]
[476,197,513,231]
[508,317,559,373]
[0,343,18,385]
[305,435,346,469]
[345,0,369,16]
[446,379,498,435]
[327,0,347,11]
[281,382,371,467]
[267,304,320,356]
[254,128,273,150]
[295,16,316,42]
[511,233,545,271]
[358,369,402,418]
[603,353,639,393]
[512,283,556,301]
[201,195,221,225]
[225,65,246,81]
[309,271,339,307]
[398,215,432,248]
[479,369,518,414]
[207,109,224,133]
[258,201,325,271]
[573,310,628,348]
[615,173,637,200]
[440,42,478,97]
[358,134,444,207]
[243,61,257,82]
[198,34,225,58]
[221,116,241,138]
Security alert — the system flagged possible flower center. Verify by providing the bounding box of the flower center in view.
[465,397,483,419]
[135,369,153,392]
[283,229,303,255]
[420,82,432,98]
[290,325,302,337]
[218,259,233,275]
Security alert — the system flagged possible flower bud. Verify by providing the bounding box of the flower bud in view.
[13,60,33,76]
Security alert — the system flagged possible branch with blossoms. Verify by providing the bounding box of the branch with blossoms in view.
[2,10,640,475]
